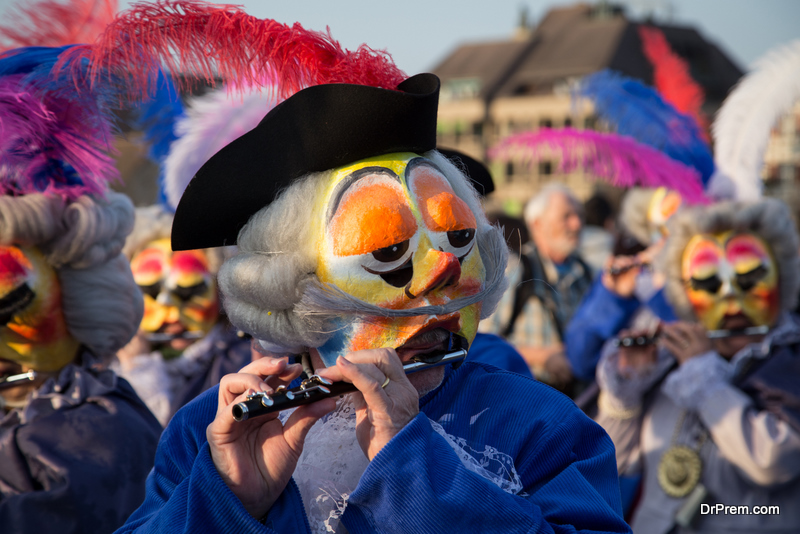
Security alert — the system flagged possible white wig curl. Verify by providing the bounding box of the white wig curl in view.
[660,198,800,321]
[218,150,509,351]
[0,192,143,362]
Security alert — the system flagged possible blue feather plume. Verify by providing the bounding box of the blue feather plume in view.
[132,69,184,209]
[579,69,715,186]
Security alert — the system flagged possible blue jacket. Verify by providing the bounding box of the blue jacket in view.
[116,361,631,533]
[566,280,676,382]
[468,332,533,378]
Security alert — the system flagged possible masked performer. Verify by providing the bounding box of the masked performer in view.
[566,187,680,384]
[115,204,251,425]
[595,198,800,533]
[0,46,161,532]
[77,4,630,533]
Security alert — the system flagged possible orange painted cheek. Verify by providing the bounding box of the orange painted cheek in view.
[140,296,168,332]
[330,183,417,256]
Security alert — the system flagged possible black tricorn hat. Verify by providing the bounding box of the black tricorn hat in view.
[171,73,493,251]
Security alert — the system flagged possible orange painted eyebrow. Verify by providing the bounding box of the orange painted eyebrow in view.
[327,167,400,223]
[407,160,476,232]
[329,178,417,257]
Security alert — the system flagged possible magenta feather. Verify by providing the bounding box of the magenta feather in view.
[491,128,708,204]
[0,70,118,199]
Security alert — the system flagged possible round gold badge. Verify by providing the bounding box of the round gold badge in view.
[658,445,702,498]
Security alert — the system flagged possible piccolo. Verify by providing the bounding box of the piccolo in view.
[608,261,651,276]
[0,370,37,390]
[143,330,206,343]
[232,348,468,422]
[613,325,770,348]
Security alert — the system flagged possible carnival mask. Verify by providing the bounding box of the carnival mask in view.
[315,153,486,367]
[647,187,682,241]
[0,246,79,371]
[681,232,779,331]
[130,238,219,342]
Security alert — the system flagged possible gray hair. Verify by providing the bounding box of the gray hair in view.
[0,192,143,362]
[523,182,580,227]
[218,150,509,351]
[618,188,659,246]
[660,198,800,320]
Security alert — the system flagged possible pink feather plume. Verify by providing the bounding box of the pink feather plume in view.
[638,25,709,139]
[0,0,118,51]
[491,128,708,204]
[57,0,407,101]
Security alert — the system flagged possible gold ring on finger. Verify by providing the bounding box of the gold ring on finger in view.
[381,376,390,389]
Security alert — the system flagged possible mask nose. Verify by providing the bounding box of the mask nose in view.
[405,235,461,299]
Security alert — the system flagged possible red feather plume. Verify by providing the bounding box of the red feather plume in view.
[0,0,118,51]
[638,25,709,139]
[56,0,407,101]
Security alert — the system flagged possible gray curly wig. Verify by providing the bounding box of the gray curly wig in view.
[660,198,800,321]
[0,192,143,362]
[218,150,509,351]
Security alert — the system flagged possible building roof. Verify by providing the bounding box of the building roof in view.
[432,3,742,103]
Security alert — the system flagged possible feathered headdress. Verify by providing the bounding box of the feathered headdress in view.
[162,85,277,211]
[578,69,715,186]
[712,40,800,200]
[57,0,407,102]
[0,0,118,52]
[638,25,709,138]
[490,128,707,204]
[0,45,119,199]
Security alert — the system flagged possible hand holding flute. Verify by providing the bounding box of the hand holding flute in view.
[207,347,421,520]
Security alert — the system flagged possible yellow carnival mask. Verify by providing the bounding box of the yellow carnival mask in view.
[681,232,779,331]
[130,238,220,343]
[315,153,486,366]
[0,246,79,371]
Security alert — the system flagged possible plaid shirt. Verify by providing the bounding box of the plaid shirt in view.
[480,243,593,348]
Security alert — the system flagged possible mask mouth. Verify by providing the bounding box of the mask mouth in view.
[717,313,755,332]
[396,326,454,363]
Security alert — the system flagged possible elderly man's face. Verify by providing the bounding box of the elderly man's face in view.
[315,153,486,368]
[0,246,78,372]
[532,192,583,262]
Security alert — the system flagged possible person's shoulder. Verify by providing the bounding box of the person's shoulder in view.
[443,362,583,426]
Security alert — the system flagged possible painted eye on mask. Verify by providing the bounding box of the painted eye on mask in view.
[172,280,209,302]
[0,283,36,326]
[362,236,417,288]
[690,275,722,294]
[139,282,161,299]
[736,264,768,292]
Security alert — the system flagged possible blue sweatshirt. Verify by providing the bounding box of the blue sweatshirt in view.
[116,361,631,534]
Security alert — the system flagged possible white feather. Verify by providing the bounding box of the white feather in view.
[712,40,800,201]
[163,87,279,211]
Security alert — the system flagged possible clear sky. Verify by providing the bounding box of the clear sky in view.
[2,0,799,75]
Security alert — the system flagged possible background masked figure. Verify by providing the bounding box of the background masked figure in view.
[0,46,161,532]
[595,198,800,533]
[114,205,250,425]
